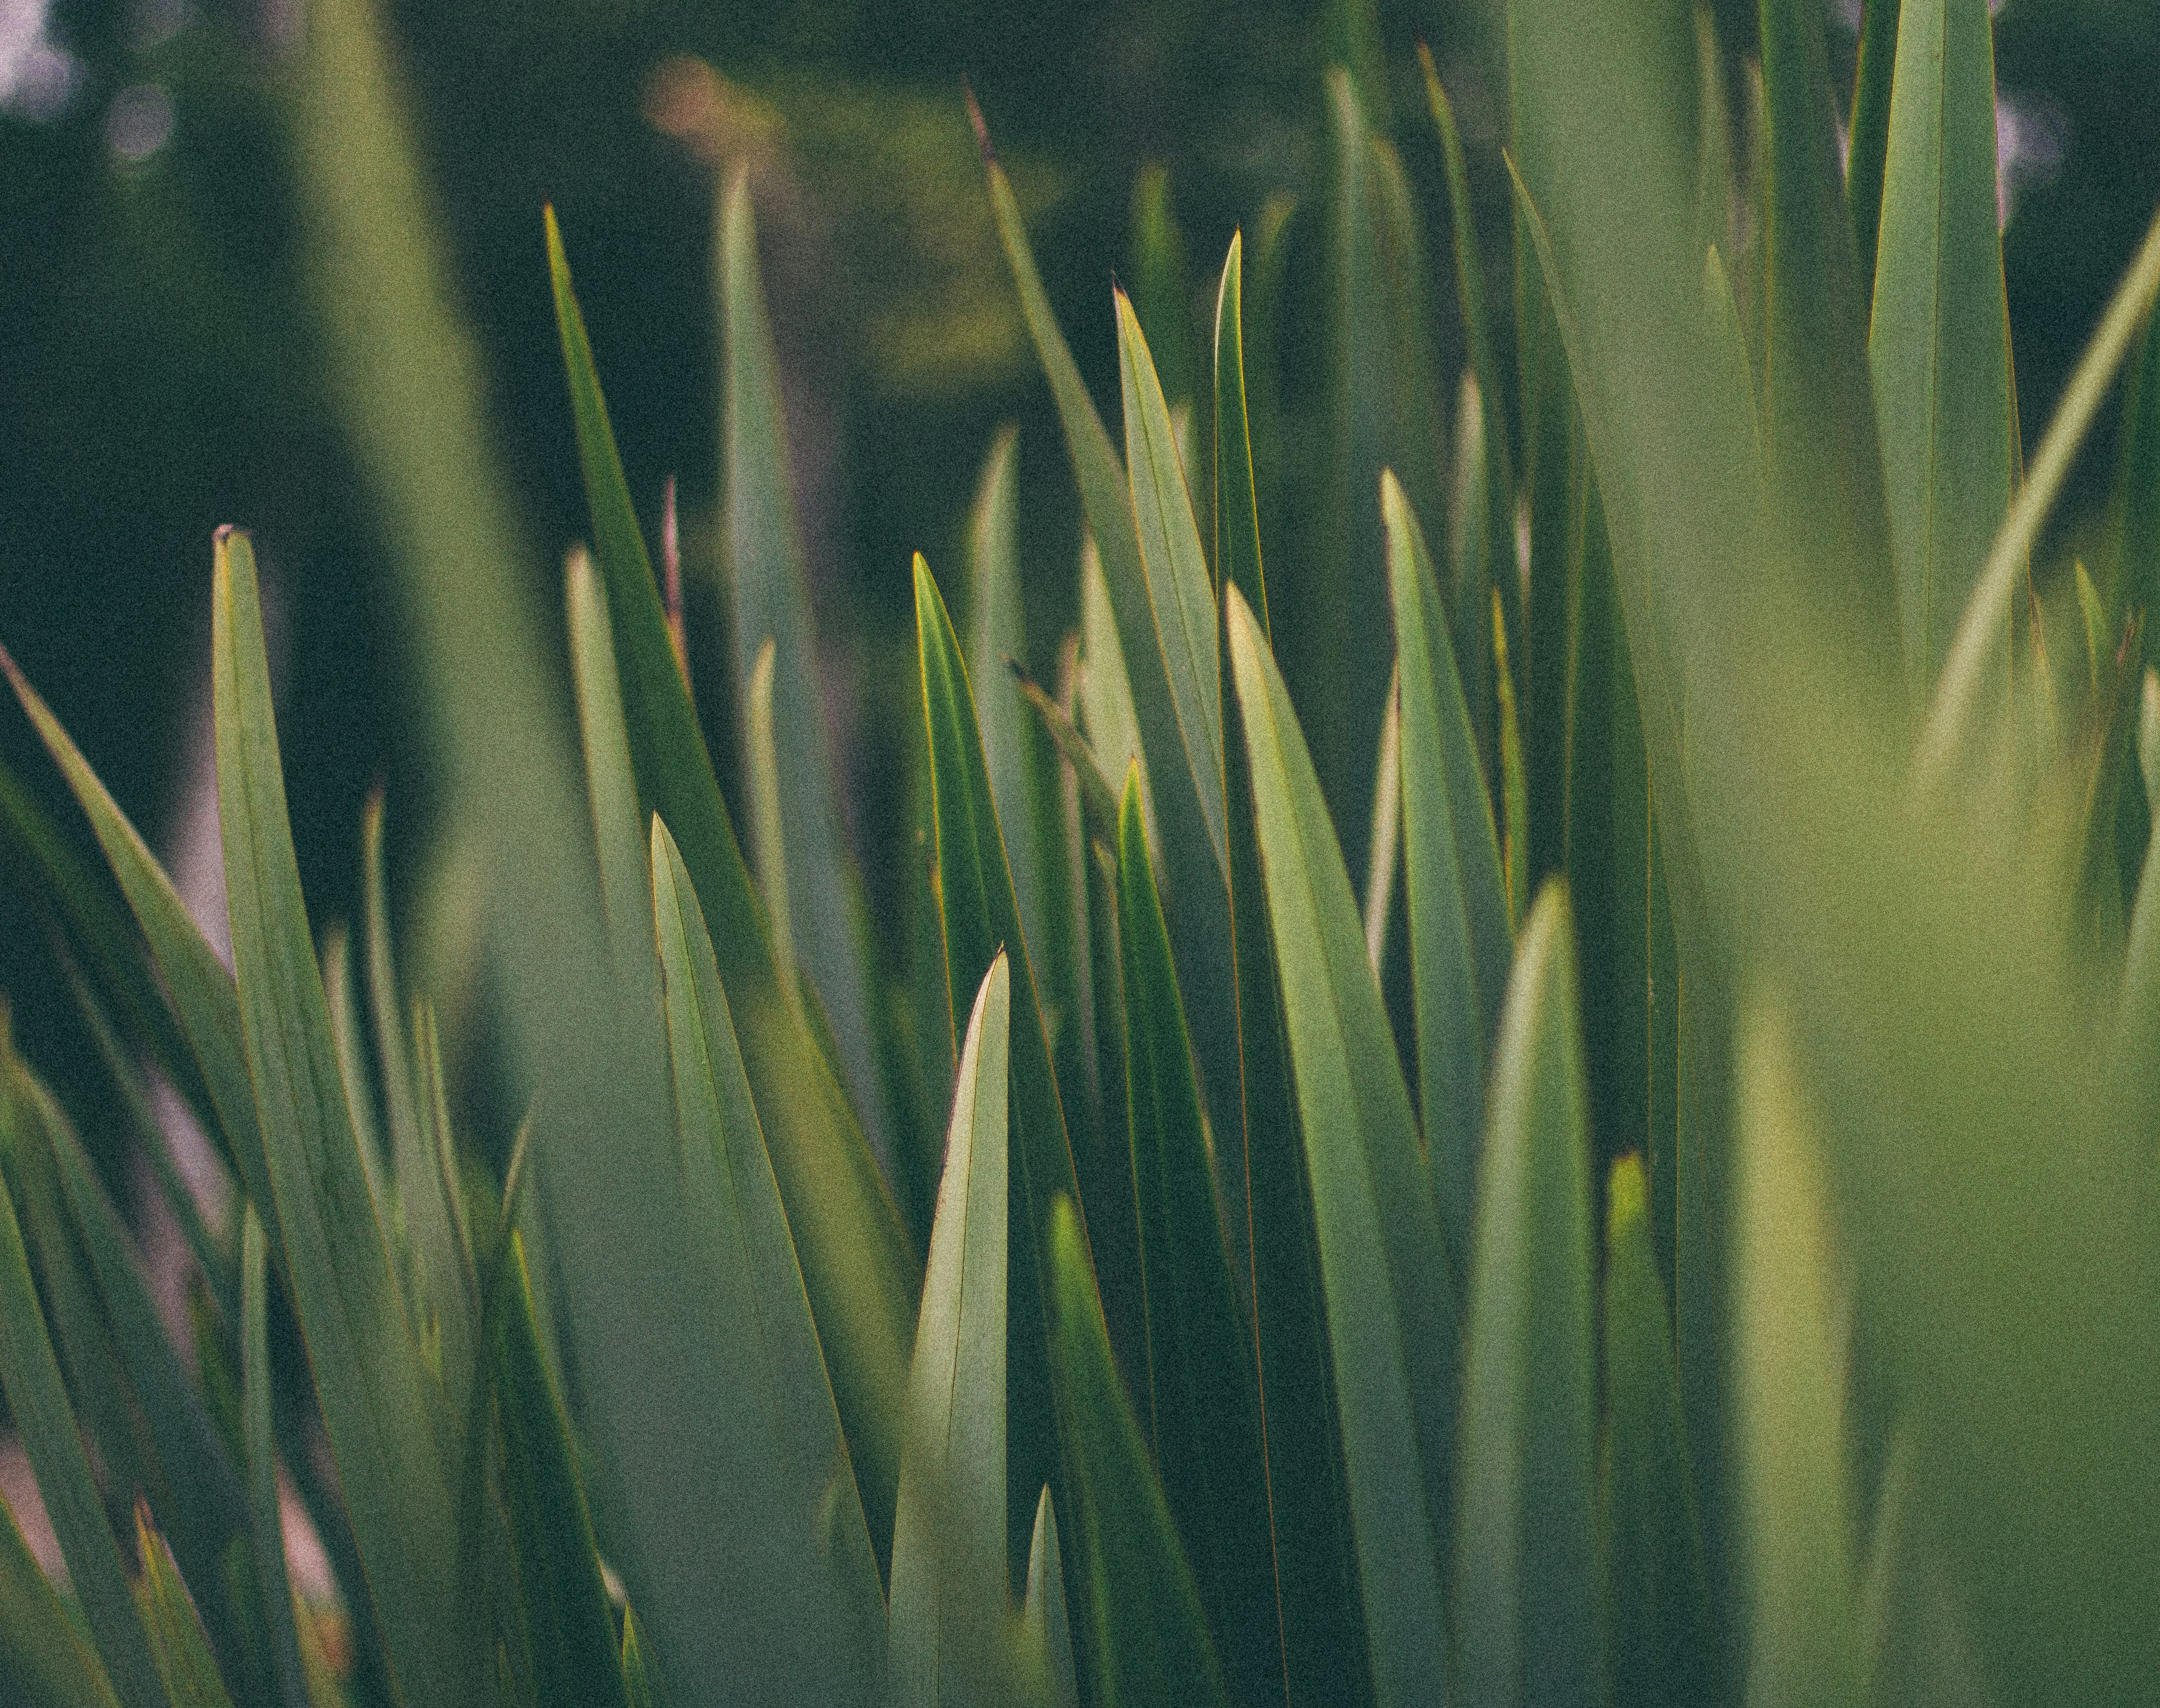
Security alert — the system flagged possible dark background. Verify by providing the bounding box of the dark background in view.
[3,0,2157,1112]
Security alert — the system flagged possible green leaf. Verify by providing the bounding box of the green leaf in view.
[744,637,800,1005]
[1492,590,1530,932]
[1213,232,1266,631]
[0,648,274,1237]
[916,553,1092,1582]
[1044,1195,1228,1708]
[240,1207,313,1708]
[1598,1155,1718,1708]
[0,1475,119,1708]
[888,954,1014,1708]
[978,110,1241,1192]
[650,816,887,1703]
[212,526,474,1707]
[719,173,890,1154]
[1113,769,1281,1707]
[1454,881,1598,1708]
[1846,0,1901,295]
[1732,1005,1862,1708]
[1362,670,1402,980]
[322,925,389,1224]
[1918,206,2160,784]
[132,1510,235,1708]
[1227,587,1456,1708]
[1757,0,1899,683]
[491,1235,631,1708]
[1868,0,2018,695]
[620,1609,664,1708]
[1384,472,1513,1268]
[548,214,916,1571]
[1022,1490,1077,1708]
[2114,300,2160,638]
[0,1070,169,1708]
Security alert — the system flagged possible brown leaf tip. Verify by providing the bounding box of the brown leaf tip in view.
[962,80,994,164]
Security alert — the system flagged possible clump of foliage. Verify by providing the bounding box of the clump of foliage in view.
[4,0,2160,1705]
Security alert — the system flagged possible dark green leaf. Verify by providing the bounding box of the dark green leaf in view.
[1213,232,1266,631]
[1044,1195,1228,1708]
[1129,164,1198,415]
[1598,1156,1718,1708]
[1114,769,1281,1707]
[0,1475,119,1708]
[1454,881,1598,1708]
[1845,0,1900,296]
[1228,587,1455,1708]
[240,1207,312,1708]
[132,1509,235,1708]
[212,527,474,1706]
[1022,1489,1077,1708]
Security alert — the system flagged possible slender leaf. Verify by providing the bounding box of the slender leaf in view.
[744,637,800,1004]
[1599,1155,1718,1708]
[1044,1195,1228,1708]
[1113,769,1281,1707]
[1758,0,1900,682]
[1129,164,1198,414]
[620,1609,662,1708]
[916,554,1094,1581]
[548,214,917,1566]
[650,816,888,1704]
[0,1476,119,1708]
[1847,0,1901,295]
[1022,1488,1078,1708]
[1228,587,1455,1708]
[1213,231,1266,630]
[492,1235,630,1708]
[1732,1004,1862,1708]
[1385,472,1513,1267]
[888,954,1014,1708]
[718,172,890,1150]
[1362,670,1403,980]
[1869,0,2017,695]
[240,1208,311,1708]
[0,1067,169,1708]
[133,1510,235,1708]
[212,526,473,1706]
[1492,590,1530,932]
[1455,881,1598,1708]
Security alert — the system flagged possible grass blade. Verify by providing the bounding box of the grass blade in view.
[212,526,473,1706]
[888,954,1013,1708]
[1598,1156,1718,1708]
[1214,232,1266,629]
[916,554,1093,1582]
[1733,1005,1861,1708]
[1113,769,1281,1707]
[1362,670,1403,980]
[0,1067,169,1708]
[548,216,917,1559]
[651,816,887,1703]
[131,1510,234,1708]
[492,1236,631,1708]
[719,173,890,1151]
[1022,1489,1078,1708]
[1454,881,1598,1708]
[1868,0,2018,695]
[0,1476,119,1708]
[744,638,800,1004]
[1846,0,1901,295]
[1129,164,1198,413]
[1228,587,1455,1708]
[1758,0,1900,683]
[240,1208,312,1708]
[1044,1195,1229,1708]
[1492,590,1530,932]
[1385,473,1513,1267]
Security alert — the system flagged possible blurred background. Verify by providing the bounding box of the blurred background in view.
[2,0,2157,1137]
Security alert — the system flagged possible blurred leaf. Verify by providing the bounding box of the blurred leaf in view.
[1868,0,2017,695]
[1692,7,1738,282]
[0,1066,170,1708]
[744,638,800,1005]
[1758,0,1900,683]
[1385,473,1512,1268]
[361,793,423,1253]
[214,528,475,1703]
[1213,232,1265,631]
[1492,591,1530,932]
[1455,882,1598,1708]
[1598,1156,1717,1708]
[1021,1490,1077,1708]
[549,215,917,1580]
[321,927,389,1225]
[720,173,891,1155]
[133,1509,236,1708]
[916,554,1091,1581]
[240,1208,312,1708]
[1228,587,1455,1708]
[1732,1006,1861,1708]
[1043,1196,1228,1708]
[492,1235,630,1708]
[650,816,887,1703]
[2116,308,2160,637]
[1846,0,1900,296]
[1113,770,1280,1707]
[0,1473,119,1708]
[619,1609,663,1708]
[888,954,1013,1708]
[0,649,273,1235]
